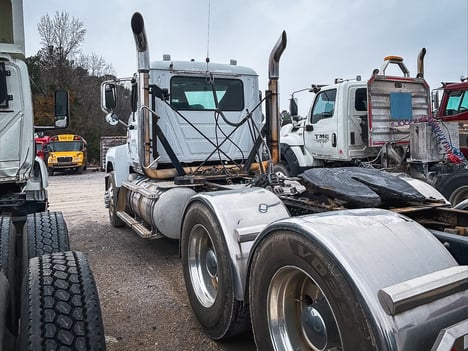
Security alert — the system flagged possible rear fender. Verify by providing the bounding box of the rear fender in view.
[247,208,467,350]
[182,187,289,301]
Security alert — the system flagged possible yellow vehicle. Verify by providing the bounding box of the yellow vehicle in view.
[47,134,87,175]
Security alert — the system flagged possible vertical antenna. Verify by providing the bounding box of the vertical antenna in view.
[206,0,211,67]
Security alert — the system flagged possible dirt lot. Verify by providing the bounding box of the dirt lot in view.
[47,171,256,351]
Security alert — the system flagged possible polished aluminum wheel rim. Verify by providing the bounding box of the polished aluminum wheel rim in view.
[268,266,342,350]
[188,224,218,308]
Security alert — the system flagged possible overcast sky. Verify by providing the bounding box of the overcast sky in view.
[22,0,468,114]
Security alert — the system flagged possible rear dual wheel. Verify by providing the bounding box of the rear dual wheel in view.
[181,201,250,340]
[249,231,376,351]
[23,211,70,273]
[20,251,106,350]
[0,217,17,335]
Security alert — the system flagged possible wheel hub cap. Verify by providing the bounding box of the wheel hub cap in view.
[206,249,218,278]
[302,301,340,350]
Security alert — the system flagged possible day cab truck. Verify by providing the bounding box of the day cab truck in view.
[0,0,105,349]
[47,133,88,175]
[101,12,468,351]
[278,51,468,206]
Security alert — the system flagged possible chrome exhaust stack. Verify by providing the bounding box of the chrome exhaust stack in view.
[417,47,426,78]
[131,12,158,178]
[131,12,150,73]
[267,31,287,164]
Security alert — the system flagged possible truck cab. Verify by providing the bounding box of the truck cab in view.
[303,80,376,162]
[103,59,264,182]
[435,80,468,158]
[0,12,69,216]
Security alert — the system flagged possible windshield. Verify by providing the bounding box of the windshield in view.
[170,76,244,111]
[49,141,82,152]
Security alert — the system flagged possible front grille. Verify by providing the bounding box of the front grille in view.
[57,157,73,163]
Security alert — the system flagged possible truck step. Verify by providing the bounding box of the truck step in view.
[116,211,163,239]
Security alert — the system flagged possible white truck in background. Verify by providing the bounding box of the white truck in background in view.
[102,12,468,351]
[277,51,468,206]
[0,0,105,349]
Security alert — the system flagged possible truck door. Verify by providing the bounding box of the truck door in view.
[439,87,468,158]
[303,88,341,160]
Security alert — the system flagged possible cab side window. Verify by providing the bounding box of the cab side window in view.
[446,90,468,116]
[311,89,336,124]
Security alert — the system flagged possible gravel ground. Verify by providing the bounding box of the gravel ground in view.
[47,170,257,351]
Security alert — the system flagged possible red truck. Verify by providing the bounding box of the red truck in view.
[435,80,468,158]
[433,80,468,204]
[34,134,50,161]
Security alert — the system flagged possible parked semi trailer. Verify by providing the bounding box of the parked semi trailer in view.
[102,12,468,351]
[0,0,105,349]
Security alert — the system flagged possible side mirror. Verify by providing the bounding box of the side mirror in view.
[432,90,440,110]
[101,82,117,112]
[105,112,119,126]
[54,90,69,129]
[289,98,298,116]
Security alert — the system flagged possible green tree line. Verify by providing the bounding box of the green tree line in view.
[27,11,129,164]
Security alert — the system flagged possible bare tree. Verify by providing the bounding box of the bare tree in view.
[76,53,115,77]
[30,11,125,163]
[37,11,86,64]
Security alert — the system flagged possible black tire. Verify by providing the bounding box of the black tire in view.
[181,201,250,340]
[23,212,70,273]
[107,172,125,228]
[249,231,376,351]
[20,251,106,350]
[0,217,17,335]
[279,144,301,177]
[0,217,15,291]
[272,162,290,177]
[47,168,54,176]
[437,170,468,206]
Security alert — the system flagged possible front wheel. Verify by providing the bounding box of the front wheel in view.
[437,169,468,206]
[272,162,290,178]
[107,172,125,228]
[181,201,249,340]
[249,231,376,351]
[20,251,106,350]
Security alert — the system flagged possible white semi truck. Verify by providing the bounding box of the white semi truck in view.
[102,12,468,351]
[277,51,468,206]
[0,0,105,349]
